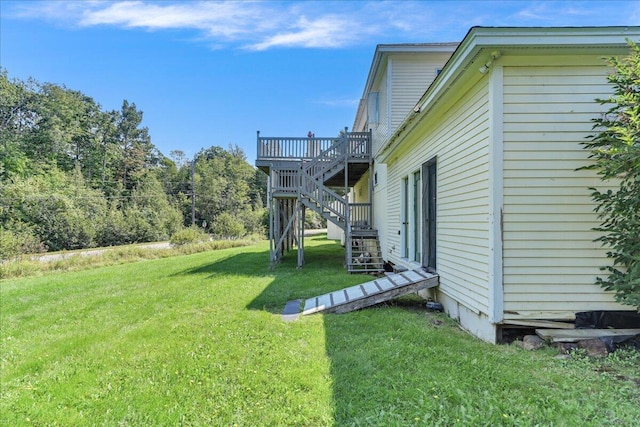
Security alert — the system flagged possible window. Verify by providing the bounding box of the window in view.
[367,92,379,125]
[401,170,421,262]
[412,170,421,262]
[402,177,409,258]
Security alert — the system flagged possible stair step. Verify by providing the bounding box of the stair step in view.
[347,228,383,273]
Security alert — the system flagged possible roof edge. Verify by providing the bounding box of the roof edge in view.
[376,25,640,161]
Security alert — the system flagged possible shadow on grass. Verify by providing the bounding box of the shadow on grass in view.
[178,234,439,424]
[235,235,442,424]
[175,235,352,314]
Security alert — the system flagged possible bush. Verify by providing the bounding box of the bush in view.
[0,222,46,259]
[304,209,326,229]
[582,41,640,311]
[237,208,266,236]
[170,227,210,246]
[210,212,245,239]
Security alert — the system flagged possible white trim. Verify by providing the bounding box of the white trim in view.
[386,58,393,140]
[377,26,640,162]
[487,63,504,324]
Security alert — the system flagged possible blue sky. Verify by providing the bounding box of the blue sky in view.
[1,1,638,163]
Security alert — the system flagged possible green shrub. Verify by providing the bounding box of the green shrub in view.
[237,207,266,236]
[583,41,640,311]
[210,212,245,239]
[170,227,210,246]
[305,209,326,229]
[0,222,46,259]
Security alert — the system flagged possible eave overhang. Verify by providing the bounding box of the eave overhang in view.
[376,26,640,163]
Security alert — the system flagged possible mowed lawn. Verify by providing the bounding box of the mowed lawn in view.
[1,236,639,426]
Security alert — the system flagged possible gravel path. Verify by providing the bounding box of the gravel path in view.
[33,242,172,263]
[31,230,327,263]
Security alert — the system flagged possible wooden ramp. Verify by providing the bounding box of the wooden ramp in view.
[302,268,439,315]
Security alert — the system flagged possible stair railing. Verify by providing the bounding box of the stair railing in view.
[302,134,347,181]
[299,172,347,225]
[296,130,372,232]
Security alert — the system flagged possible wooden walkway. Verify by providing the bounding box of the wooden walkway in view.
[301,268,439,315]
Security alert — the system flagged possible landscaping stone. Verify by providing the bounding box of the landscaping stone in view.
[554,354,572,360]
[577,339,609,357]
[521,334,545,350]
[556,342,578,354]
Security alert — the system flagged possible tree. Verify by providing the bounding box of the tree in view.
[0,70,267,255]
[113,100,160,191]
[582,41,640,311]
[0,70,36,178]
[193,145,264,232]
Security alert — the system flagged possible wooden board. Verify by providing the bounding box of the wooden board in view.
[504,319,575,329]
[302,268,439,315]
[535,328,640,343]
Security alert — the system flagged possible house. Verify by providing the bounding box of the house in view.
[257,26,640,343]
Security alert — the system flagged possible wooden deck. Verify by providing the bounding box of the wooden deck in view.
[301,268,439,315]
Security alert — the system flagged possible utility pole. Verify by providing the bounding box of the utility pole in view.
[191,159,196,226]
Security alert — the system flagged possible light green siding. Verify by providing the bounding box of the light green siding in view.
[386,77,491,315]
[502,58,625,319]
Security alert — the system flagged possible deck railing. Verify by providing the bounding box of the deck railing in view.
[349,203,372,229]
[257,131,371,161]
[271,169,299,195]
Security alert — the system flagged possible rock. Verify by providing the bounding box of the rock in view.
[521,335,545,350]
[554,354,572,360]
[556,342,578,354]
[577,339,609,357]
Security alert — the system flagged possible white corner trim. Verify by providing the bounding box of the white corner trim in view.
[487,64,504,324]
[386,58,393,141]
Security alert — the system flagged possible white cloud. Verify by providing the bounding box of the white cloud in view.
[8,0,638,50]
[9,0,442,49]
[514,1,635,25]
[246,14,368,51]
[315,96,360,108]
[79,1,266,39]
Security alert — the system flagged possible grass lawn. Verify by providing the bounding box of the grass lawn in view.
[1,236,639,426]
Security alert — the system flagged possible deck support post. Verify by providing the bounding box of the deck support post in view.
[297,202,305,268]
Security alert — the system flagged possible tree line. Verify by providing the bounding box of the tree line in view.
[0,69,267,258]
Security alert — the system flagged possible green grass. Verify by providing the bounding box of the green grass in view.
[0,236,261,280]
[1,236,639,426]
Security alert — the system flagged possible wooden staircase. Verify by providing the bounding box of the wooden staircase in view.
[257,130,382,273]
[347,229,384,273]
[298,141,383,274]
